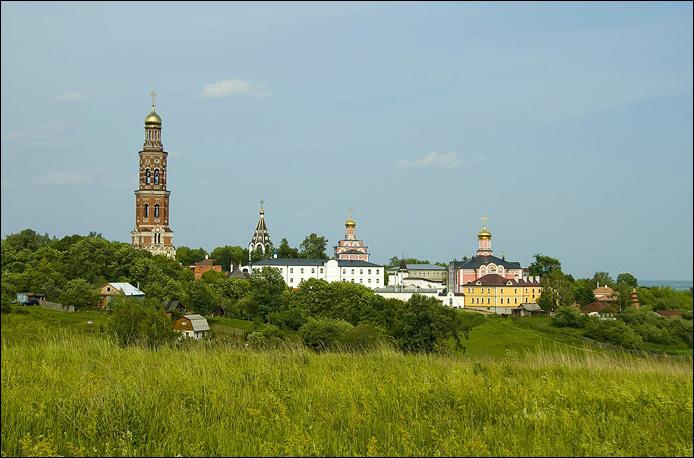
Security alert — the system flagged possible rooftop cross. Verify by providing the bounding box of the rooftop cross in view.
[348,207,354,218]
[481,214,488,229]
[260,199,264,211]
[149,90,157,109]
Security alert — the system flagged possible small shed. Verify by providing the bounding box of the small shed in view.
[173,314,210,339]
[210,306,225,317]
[512,303,546,317]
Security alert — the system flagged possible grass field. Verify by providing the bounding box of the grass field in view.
[2,308,692,456]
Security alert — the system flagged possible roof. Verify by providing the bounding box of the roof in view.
[405,263,446,271]
[227,266,249,279]
[253,258,325,267]
[464,274,541,287]
[338,248,368,254]
[181,314,210,331]
[337,260,382,268]
[452,255,522,270]
[516,303,543,312]
[656,309,683,318]
[581,301,608,314]
[104,282,145,296]
[194,258,217,266]
[165,300,185,312]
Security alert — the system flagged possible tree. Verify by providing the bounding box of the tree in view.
[299,317,353,351]
[573,279,596,307]
[185,281,216,316]
[617,273,638,288]
[538,270,575,311]
[59,279,98,309]
[391,294,468,353]
[388,257,430,268]
[551,306,586,328]
[528,254,562,277]
[3,229,52,252]
[175,246,208,266]
[109,297,176,348]
[277,238,300,258]
[210,245,247,271]
[249,267,288,320]
[591,271,614,288]
[299,234,329,260]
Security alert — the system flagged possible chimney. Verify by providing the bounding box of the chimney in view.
[205,254,209,260]
[596,282,599,288]
[137,282,140,290]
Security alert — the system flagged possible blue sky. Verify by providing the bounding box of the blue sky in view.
[1,2,692,280]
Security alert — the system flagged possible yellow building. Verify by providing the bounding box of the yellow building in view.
[462,274,542,314]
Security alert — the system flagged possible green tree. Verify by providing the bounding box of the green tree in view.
[299,317,354,351]
[573,279,596,307]
[185,281,216,316]
[210,245,247,271]
[391,294,468,353]
[388,257,430,268]
[551,306,587,328]
[528,254,562,277]
[249,267,288,320]
[592,271,615,288]
[59,279,98,309]
[175,246,208,266]
[616,273,638,288]
[299,233,328,260]
[109,297,176,348]
[277,238,300,258]
[538,270,575,311]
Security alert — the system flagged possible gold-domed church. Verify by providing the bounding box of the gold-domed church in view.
[334,209,370,261]
[130,91,175,258]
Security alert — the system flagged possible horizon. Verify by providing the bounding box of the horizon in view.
[2,2,692,281]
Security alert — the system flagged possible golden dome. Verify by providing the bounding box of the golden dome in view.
[145,110,161,126]
[477,228,492,239]
[345,217,356,228]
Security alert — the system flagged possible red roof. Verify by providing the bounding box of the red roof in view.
[465,273,540,287]
[581,301,608,314]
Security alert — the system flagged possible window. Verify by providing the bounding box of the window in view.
[514,288,517,294]
[368,279,371,283]
[487,288,490,293]
[290,268,293,273]
[300,268,304,274]
[320,268,323,273]
[351,279,354,283]
[145,168,151,184]
[501,288,504,294]
[515,298,518,304]
[359,279,363,283]
[351,269,354,274]
[342,269,346,274]
[368,269,371,274]
[376,279,379,284]
[376,270,379,274]
[144,204,149,218]
[154,204,160,218]
[487,298,490,304]
[532,288,535,293]
[311,268,315,273]
[154,169,160,185]
[360,269,363,274]
[290,278,293,283]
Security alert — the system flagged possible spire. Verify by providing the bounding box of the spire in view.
[249,199,271,254]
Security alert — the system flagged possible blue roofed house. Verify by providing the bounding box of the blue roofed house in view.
[99,282,145,308]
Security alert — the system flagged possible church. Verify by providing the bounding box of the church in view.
[130,92,176,258]
[333,210,370,261]
[448,216,527,294]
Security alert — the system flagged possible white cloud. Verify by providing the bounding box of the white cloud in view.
[202,79,271,98]
[395,152,463,170]
[54,90,87,102]
[34,166,104,186]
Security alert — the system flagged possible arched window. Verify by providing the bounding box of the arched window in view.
[143,204,149,219]
[154,169,160,185]
[145,168,151,184]
[154,204,160,218]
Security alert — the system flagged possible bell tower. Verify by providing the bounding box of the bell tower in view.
[130,91,176,258]
[476,214,492,257]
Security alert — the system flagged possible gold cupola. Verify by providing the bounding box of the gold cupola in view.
[345,216,356,228]
[145,90,162,126]
[477,214,492,240]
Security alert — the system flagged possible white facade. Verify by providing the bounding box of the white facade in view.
[246,259,384,289]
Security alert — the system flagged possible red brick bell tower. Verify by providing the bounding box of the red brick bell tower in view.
[130,91,175,258]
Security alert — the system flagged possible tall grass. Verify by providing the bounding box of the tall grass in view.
[2,331,692,456]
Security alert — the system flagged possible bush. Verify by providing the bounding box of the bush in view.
[299,317,353,351]
[60,279,98,309]
[551,306,587,328]
[342,322,391,351]
[109,297,176,348]
[268,308,306,331]
[667,318,693,348]
[585,318,643,350]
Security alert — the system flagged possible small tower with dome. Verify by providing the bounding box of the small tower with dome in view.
[334,208,370,261]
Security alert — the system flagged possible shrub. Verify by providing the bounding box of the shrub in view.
[59,279,98,309]
[268,308,307,331]
[667,318,693,348]
[109,297,176,348]
[299,317,353,351]
[342,322,391,351]
[585,318,643,350]
[551,306,587,328]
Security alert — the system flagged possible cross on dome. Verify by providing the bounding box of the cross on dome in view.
[150,90,157,110]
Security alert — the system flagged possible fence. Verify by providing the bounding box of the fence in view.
[39,301,75,313]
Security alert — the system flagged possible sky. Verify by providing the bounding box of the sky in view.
[1,2,692,281]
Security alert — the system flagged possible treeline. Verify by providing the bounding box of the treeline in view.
[1,229,468,353]
[529,254,692,312]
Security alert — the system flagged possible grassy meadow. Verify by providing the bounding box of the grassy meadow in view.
[2,308,693,456]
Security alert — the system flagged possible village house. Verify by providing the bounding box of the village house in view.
[173,314,210,339]
[511,303,547,317]
[15,292,46,305]
[164,299,189,318]
[190,257,222,280]
[98,282,145,308]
